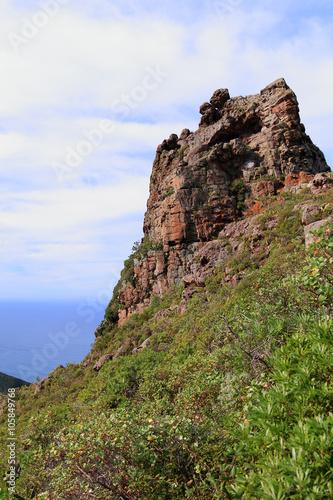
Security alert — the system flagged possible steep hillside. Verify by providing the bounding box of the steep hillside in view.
[0,372,29,393]
[0,80,332,499]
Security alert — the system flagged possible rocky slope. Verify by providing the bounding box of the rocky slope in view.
[105,78,330,327]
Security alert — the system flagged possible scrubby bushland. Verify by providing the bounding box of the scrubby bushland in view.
[0,188,333,499]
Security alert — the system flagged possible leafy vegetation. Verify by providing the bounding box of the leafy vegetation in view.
[0,188,333,499]
[230,179,246,214]
[161,186,175,200]
[175,143,189,160]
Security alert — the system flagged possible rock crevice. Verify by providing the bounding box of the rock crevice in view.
[107,78,330,326]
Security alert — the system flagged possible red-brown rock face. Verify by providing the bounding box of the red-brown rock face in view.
[109,78,330,326]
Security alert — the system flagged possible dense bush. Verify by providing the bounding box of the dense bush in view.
[233,316,333,499]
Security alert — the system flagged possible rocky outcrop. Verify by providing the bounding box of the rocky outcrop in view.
[188,214,277,278]
[34,365,64,395]
[294,202,321,226]
[34,376,49,395]
[93,353,113,372]
[304,217,333,248]
[309,173,331,194]
[109,78,330,325]
[183,274,205,288]
[93,345,127,371]
[178,288,199,315]
[132,337,151,355]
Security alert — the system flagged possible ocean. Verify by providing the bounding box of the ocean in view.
[0,300,105,383]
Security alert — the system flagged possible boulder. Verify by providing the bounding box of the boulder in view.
[112,345,125,360]
[154,308,170,320]
[34,365,64,395]
[34,376,50,395]
[301,204,321,225]
[93,353,113,372]
[177,288,198,314]
[309,173,331,194]
[179,128,190,141]
[132,337,151,355]
[210,88,230,109]
[199,102,217,127]
[304,216,333,248]
[182,274,205,288]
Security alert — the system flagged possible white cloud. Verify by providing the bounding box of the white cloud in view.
[0,0,332,299]
[1,176,148,231]
[0,7,182,116]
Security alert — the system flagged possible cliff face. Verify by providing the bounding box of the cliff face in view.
[109,78,330,326]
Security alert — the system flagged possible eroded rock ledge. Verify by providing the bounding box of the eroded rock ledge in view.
[105,78,330,327]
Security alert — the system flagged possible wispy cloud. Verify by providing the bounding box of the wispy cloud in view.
[0,0,332,299]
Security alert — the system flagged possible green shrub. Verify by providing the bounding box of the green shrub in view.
[291,223,333,315]
[161,186,175,200]
[230,179,246,213]
[175,143,189,159]
[233,316,333,499]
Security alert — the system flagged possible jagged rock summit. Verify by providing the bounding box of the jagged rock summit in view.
[104,78,330,327]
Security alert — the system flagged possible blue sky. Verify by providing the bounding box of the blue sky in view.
[0,0,332,300]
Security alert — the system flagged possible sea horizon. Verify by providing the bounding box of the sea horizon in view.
[0,299,105,383]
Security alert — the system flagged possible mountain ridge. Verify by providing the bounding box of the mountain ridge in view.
[103,77,329,328]
[0,372,30,394]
